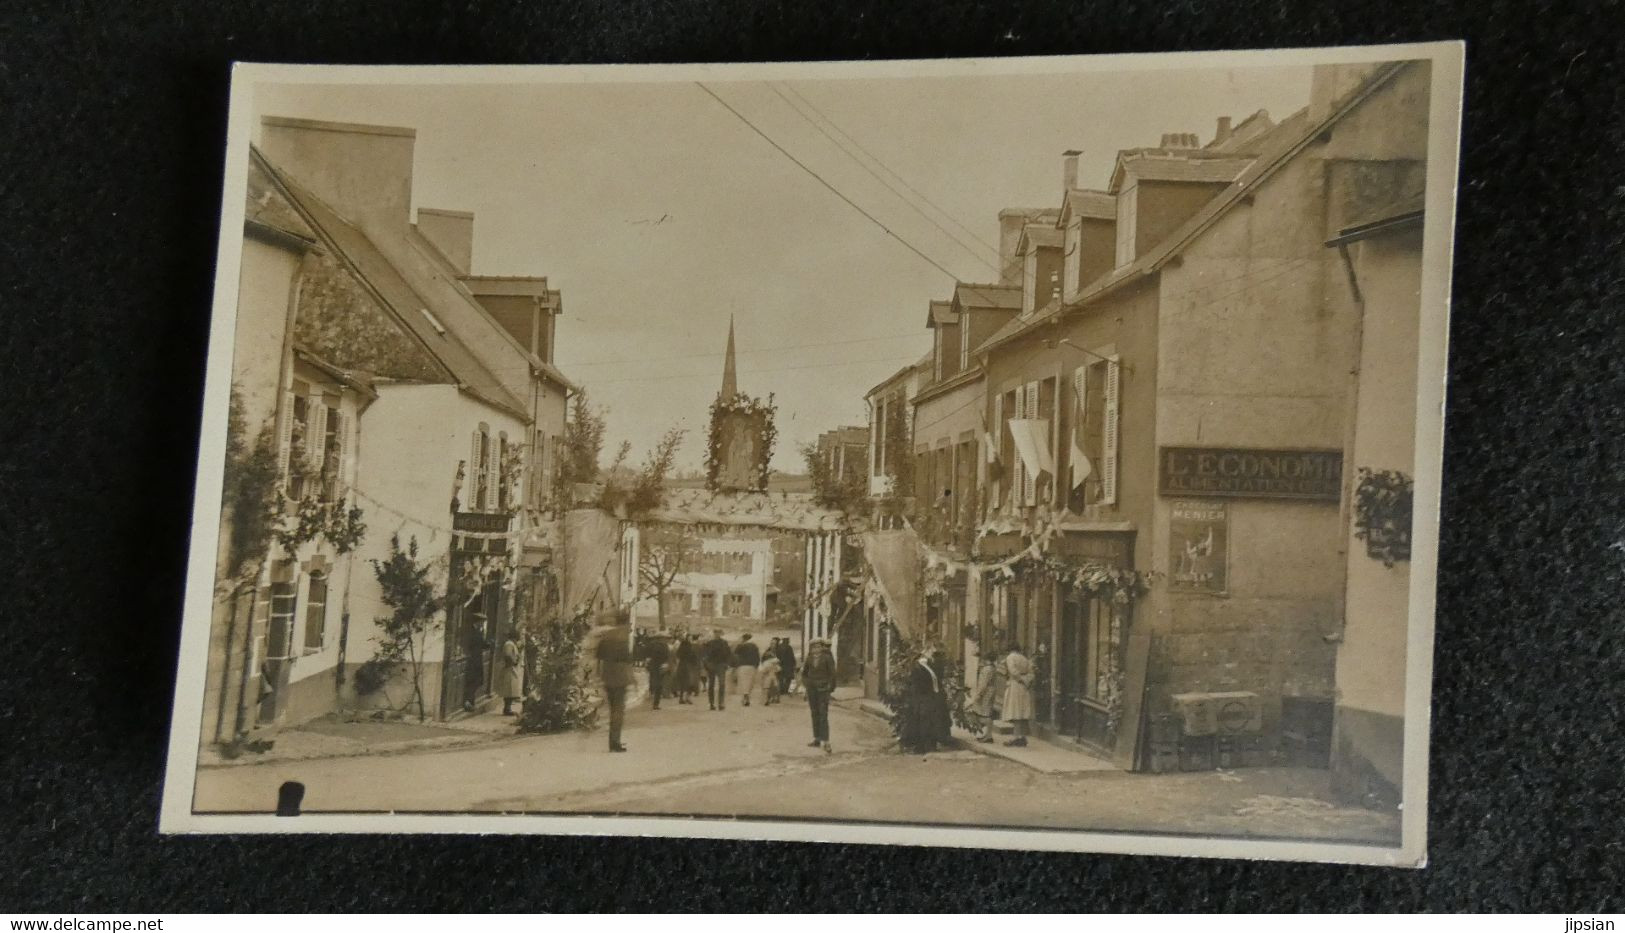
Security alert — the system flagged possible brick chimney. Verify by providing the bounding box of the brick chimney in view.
[258,116,416,230]
[1159,132,1200,149]
[1062,149,1081,191]
[1213,116,1233,146]
[416,208,474,274]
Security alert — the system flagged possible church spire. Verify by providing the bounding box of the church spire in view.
[720,315,738,400]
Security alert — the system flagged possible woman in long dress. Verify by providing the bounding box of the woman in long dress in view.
[1001,643,1035,747]
[969,650,1003,743]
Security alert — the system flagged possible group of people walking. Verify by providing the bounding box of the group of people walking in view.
[589,609,841,753]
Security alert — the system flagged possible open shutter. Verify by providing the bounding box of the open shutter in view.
[990,392,1003,514]
[305,401,327,494]
[470,431,482,510]
[1022,381,1040,506]
[1102,357,1121,506]
[333,410,350,499]
[487,436,501,512]
[276,391,296,491]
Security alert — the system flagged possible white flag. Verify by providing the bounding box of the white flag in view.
[1071,438,1093,493]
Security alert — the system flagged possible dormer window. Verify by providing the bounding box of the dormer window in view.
[1115,185,1138,268]
[959,312,971,371]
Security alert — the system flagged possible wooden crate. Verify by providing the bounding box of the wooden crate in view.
[1178,734,1214,771]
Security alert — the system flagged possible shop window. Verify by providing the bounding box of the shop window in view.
[1084,601,1113,700]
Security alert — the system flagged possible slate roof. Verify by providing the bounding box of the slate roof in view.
[1058,188,1117,224]
[954,282,1023,311]
[1109,154,1255,192]
[927,299,957,327]
[254,147,531,420]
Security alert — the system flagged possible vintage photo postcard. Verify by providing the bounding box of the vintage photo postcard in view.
[161,43,1463,866]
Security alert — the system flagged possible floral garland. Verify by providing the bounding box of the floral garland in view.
[703,392,777,493]
[1353,467,1413,567]
[275,493,367,557]
[456,551,517,606]
[995,554,1155,606]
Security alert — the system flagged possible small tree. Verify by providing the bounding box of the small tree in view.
[600,427,685,517]
[638,524,699,630]
[362,535,442,721]
[517,607,599,734]
[801,441,866,514]
[557,391,609,496]
[220,387,281,585]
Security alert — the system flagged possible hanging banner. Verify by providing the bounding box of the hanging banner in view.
[1168,500,1229,595]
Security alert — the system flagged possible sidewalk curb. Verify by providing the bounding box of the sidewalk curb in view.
[198,728,528,770]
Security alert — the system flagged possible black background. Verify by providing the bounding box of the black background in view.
[2,0,1622,912]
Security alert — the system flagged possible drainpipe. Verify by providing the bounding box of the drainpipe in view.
[335,390,375,695]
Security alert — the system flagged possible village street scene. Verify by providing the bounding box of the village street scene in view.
[191,57,1432,847]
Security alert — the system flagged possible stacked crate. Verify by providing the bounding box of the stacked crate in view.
[1147,713,1182,773]
[1170,691,1263,771]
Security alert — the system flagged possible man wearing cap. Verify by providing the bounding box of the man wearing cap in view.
[800,637,837,752]
[701,627,733,710]
[595,609,635,752]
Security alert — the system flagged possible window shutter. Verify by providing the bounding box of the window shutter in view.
[487,436,501,512]
[1023,381,1040,506]
[306,402,327,477]
[276,391,296,490]
[991,392,1003,513]
[333,410,350,499]
[470,431,482,510]
[1102,357,1121,506]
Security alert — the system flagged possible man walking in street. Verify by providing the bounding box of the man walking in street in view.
[773,636,797,696]
[641,631,671,711]
[701,627,733,710]
[595,609,635,752]
[733,632,761,707]
[800,637,837,753]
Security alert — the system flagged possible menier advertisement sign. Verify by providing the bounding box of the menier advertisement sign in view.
[1158,447,1344,501]
[1168,500,1229,595]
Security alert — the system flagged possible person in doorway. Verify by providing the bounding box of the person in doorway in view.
[733,632,761,706]
[701,627,733,710]
[1001,641,1035,747]
[595,609,635,752]
[498,627,523,716]
[800,637,837,753]
[773,636,797,696]
[462,611,489,712]
[969,648,1003,743]
[641,631,671,710]
[673,632,700,705]
[758,650,782,705]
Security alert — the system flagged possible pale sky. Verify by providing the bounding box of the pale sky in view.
[252,64,1310,473]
